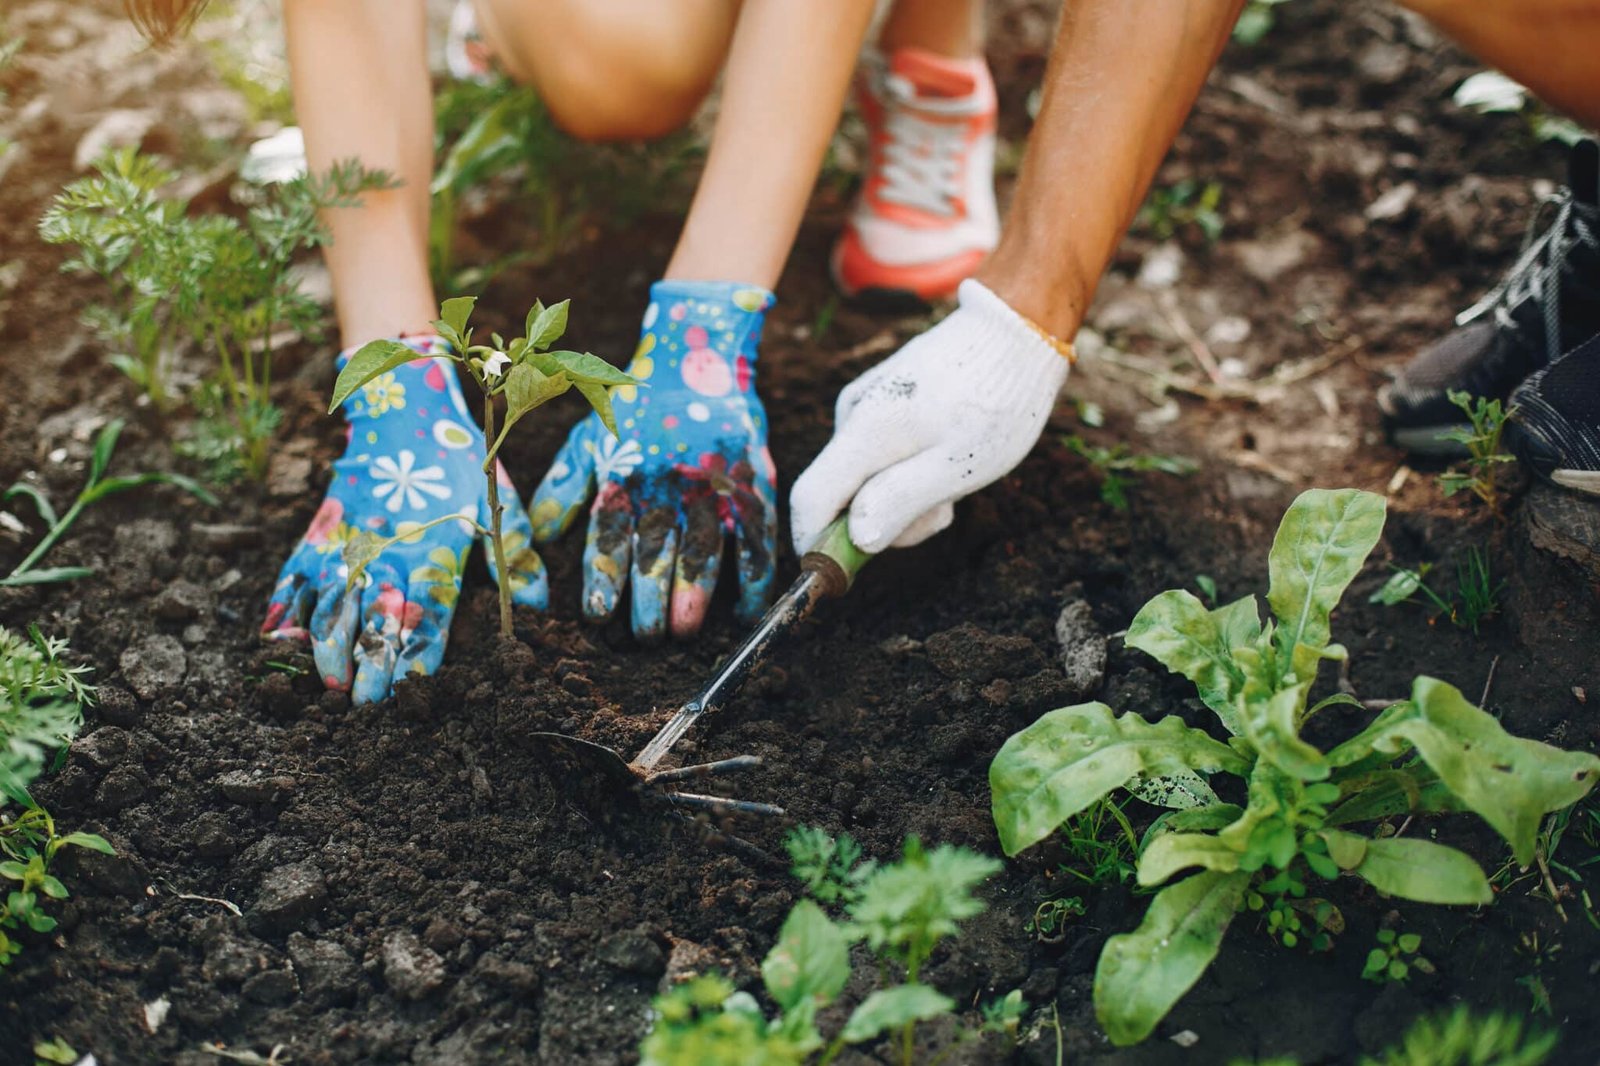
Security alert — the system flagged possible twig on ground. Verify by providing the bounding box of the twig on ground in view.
[1480,654,1501,708]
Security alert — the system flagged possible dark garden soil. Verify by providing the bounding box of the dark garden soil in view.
[3,1,1599,1063]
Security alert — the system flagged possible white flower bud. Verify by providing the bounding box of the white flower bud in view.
[482,351,511,379]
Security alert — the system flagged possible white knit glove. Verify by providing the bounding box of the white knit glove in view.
[790,278,1072,555]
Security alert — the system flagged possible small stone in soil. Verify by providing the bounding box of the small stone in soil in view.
[216,770,296,805]
[152,579,211,621]
[1054,599,1108,701]
[382,930,447,1000]
[252,862,327,933]
[288,932,360,1007]
[119,635,188,700]
[598,929,665,977]
[242,967,299,1006]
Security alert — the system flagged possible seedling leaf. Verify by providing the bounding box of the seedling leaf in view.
[839,984,953,1043]
[760,899,850,1013]
[1267,488,1386,667]
[330,340,427,413]
[1328,832,1492,905]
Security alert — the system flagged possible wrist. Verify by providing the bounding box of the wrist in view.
[956,279,1075,374]
[975,241,1094,343]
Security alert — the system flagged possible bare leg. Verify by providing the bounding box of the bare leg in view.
[878,0,984,58]
[1403,0,1600,128]
[283,0,437,347]
[977,1,1246,340]
[665,1,877,288]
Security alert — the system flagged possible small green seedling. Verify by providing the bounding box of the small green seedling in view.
[1195,574,1219,607]
[1028,895,1086,942]
[1372,548,1503,634]
[639,832,1018,1066]
[1455,70,1590,148]
[1062,436,1197,511]
[333,296,634,638]
[1436,391,1515,515]
[2,420,216,588]
[1055,795,1139,887]
[991,488,1600,1046]
[1138,179,1225,243]
[1363,1006,1556,1066]
[784,825,874,906]
[1361,928,1433,984]
[33,1038,79,1066]
[41,149,394,478]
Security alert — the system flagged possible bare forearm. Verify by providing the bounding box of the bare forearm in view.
[666,0,875,288]
[978,0,1245,339]
[284,0,436,343]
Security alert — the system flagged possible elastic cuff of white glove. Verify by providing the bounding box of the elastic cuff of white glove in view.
[953,279,1074,403]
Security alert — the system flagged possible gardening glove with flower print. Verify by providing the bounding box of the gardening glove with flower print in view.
[529,280,777,641]
[262,335,548,703]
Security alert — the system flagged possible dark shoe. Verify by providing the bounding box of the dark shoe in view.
[1506,329,1600,496]
[1380,139,1600,456]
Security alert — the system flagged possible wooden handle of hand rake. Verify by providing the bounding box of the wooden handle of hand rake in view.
[800,516,872,599]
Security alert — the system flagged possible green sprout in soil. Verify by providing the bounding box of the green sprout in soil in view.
[2,420,216,588]
[0,627,114,967]
[1436,390,1515,515]
[333,295,634,638]
[33,1038,79,1066]
[1137,179,1225,243]
[991,488,1600,1047]
[1055,795,1139,887]
[40,148,394,479]
[1062,436,1197,512]
[1195,574,1219,607]
[1027,895,1085,943]
[1361,927,1434,984]
[1370,547,1505,634]
[1363,1005,1556,1066]
[640,831,1020,1066]
[784,825,874,906]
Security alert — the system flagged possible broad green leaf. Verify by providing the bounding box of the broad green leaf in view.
[527,299,570,351]
[438,295,477,337]
[1136,831,1242,885]
[1140,803,1245,854]
[990,703,1248,856]
[1239,682,1328,781]
[1319,828,1366,870]
[1094,870,1250,1046]
[1127,768,1220,810]
[1325,830,1492,905]
[547,349,637,387]
[330,340,424,413]
[575,380,620,439]
[761,900,850,1013]
[1324,768,1463,826]
[504,362,572,422]
[1327,677,1600,864]
[839,984,954,1044]
[1126,590,1250,733]
[1267,488,1386,663]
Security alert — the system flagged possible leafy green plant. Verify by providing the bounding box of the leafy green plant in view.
[40,148,393,478]
[1233,0,1294,46]
[0,630,113,966]
[639,834,1015,1066]
[333,296,633,637]
[784,826,874,905]
[3,419,216,587]
[1027,895,1085,942]
[1361,1005,1556,1066]
[33,1038,79,1066]
[1062,436,1197,511]
[990,488,1600,1046]
[1437,391,1515,514]
[1361,927,1433,984]
[1371,548,1504,635]
[1137,179,1225,243]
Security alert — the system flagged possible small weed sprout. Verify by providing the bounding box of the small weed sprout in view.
[33,1038,79,1066]
[1436,391,1515,514]
[1233,0,1294,46]
[1062,436,1197,512]
[40,149,394,479]
[784,825,874,906]
[332,296,635,638]
[1138,179,1226,243]
[1195,574,1219,607]
[1055,795,1139,887]
[990,489,1600,1046]
[1027,895,1085,943]
[639,831,1019,1066]
[1361,928,1433,984]
[1371,548,1504,634]
[2,420,216,588]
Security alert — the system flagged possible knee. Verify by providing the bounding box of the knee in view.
[538,50,710,143]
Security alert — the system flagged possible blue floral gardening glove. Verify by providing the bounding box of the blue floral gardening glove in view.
[263,336,548,702]
[529,280,777,641]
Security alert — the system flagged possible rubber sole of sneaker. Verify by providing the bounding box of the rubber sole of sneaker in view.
[1388,423,1474,459]
[1551,469,1600,496]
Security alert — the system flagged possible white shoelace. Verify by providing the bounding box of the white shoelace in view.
[876,74,971,217]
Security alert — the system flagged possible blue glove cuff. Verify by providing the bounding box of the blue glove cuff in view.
[642,281,775,376]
